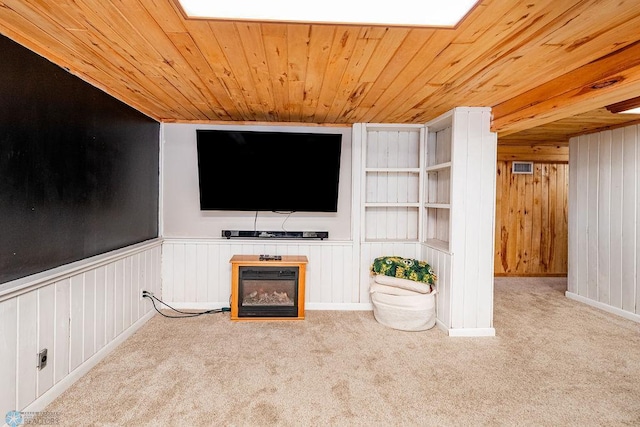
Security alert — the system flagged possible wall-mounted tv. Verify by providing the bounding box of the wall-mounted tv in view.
[196,130,342,212]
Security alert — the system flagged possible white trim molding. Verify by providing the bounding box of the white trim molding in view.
[566,292,640,324]
[306,302,373,311]
[0,238,163,302]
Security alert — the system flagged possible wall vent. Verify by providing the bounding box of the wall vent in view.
[512,161,534,174]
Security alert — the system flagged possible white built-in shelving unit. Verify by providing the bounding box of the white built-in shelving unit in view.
[424,112,453,252]
[423,107,497,335]
[361,124,425,242]
[354,123,425,308]
[355,107,497,336]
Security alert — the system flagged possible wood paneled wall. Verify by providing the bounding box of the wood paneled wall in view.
[494,161,569,276]
[497,143,569,163]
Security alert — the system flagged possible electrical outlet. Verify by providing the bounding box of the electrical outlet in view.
[37,348,48,370]
[141,290,154,300]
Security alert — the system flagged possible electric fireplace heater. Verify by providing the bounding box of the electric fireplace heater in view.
[238,267,299,318]
[229,255,308,321]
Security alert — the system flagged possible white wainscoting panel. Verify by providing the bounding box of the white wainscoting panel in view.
[568,125,639,319]
[17,291,37,410]
[0,298,18,415]
[421,245,452,329]
[53,279,70,385]
[0,239,161,417]
[162,239,360,309]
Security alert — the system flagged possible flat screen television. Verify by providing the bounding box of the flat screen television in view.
[196,129,342,212]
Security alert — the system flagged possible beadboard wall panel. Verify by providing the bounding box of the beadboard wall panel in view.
[162,239,360,308]
[17,291,37,409]
[448,108,497,332]
[361,126,423,242]
[364,207,420,241]
[421,245,452,329]
[568,124,639,321]
[0,240,161,417]
[53,279,70,385]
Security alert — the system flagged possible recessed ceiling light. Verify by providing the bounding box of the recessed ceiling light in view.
[176,0,479,27]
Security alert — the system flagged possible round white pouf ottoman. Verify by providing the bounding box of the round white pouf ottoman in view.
[370,276,436,331]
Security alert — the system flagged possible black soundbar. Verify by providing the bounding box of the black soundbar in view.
[222,230,328,240]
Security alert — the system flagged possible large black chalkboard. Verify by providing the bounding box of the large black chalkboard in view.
[0,34,160,285]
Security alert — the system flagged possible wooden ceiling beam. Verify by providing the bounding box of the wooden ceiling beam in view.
[496,144,569,163]
[492,40,640,136]
[605,95,640,114]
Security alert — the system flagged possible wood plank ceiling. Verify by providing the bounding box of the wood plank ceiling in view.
[1,0,640,143]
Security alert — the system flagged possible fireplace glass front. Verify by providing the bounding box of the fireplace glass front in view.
[238,266,299,318]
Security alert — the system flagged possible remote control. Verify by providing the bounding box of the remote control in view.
[259,254,282,261]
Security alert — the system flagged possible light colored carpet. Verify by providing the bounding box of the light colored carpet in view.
[45,278,640,426]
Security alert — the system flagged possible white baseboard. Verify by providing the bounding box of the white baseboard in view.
[448,327,496,337]
[156,302,230,311]
[306,302,372,311]
[566,292,640,323]
[160,302,374,311]
[435,319,448,332]
[20,310,155,414]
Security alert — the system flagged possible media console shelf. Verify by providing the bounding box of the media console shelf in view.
[229,255,308,321]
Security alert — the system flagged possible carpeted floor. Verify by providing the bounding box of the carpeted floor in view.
[45,277,640,426]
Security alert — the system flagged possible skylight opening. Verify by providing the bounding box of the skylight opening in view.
[176,0,479,28]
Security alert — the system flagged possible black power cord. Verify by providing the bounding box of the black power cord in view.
[142,291,231,318]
